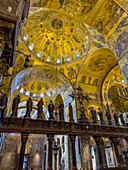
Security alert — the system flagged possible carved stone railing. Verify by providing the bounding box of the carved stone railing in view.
[1,117,128,138]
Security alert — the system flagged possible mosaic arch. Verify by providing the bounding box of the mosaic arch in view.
[76,48,117,118]
[10,66,72,96]
[102,65,126,111]
[8,66,74,117]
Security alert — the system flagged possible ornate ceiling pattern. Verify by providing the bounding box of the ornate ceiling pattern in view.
[21,9,90,65]
[29,0,126,39]
[76,48,117,112]
[102,65,127,111]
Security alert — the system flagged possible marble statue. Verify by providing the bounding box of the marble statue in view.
[0,93,7,123]
[0,93,7,106]
[11,95,20,117]
[112,110,119,126]
[119,112,125,126]
[90,107,97,123]
[37,98,44,119]
[58,101,64,121]
[25,97,32,118]
[105,108,112,125]
[97,108,104,124]
[48,100,54,119]
[69,103,73,122]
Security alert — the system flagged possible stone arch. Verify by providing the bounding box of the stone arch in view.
[76,48,117,119]
[7,66,73,117]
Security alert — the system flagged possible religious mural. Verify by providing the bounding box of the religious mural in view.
[114,0,128,12]
[21,9,90,66]
[112,15,128,59]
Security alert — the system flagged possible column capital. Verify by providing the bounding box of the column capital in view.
[47,134,54,142]
[21,132,29,142]
[69,135,76,143]
[94,136,103,144]
[109,137,120,144]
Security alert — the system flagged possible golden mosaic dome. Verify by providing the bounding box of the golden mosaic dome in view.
[21,9,90,66]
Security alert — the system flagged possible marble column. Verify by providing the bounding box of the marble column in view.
[47,134,54,170]
[68,137,71,170]
[0,136,17,170]
[94,137,107,169]
[54,153,57,170]
[80,136,92,170]
[69,135,77,170]
[17,132,29,170]
[110,137,122,167]
[125,138,128,150]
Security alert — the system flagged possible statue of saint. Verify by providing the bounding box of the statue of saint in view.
[25,97,32,118]
[105,108,112,125]
[69,103,73,122]
[97,108,104,124]
[119,112,125,126]
[48,100,54,119]
[90,107,97,123]
[58,101,64,121]
[11,95,20,117]
[0,93,7,123]
[0,93,7,106]
[37,98,44,119]
[112,110,119,126]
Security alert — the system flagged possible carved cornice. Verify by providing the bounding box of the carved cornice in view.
[0,9,18,23]
[47,134,54,142]
[2,117,128,138]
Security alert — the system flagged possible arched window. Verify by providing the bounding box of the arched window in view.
[75,51,79,58]
[116,78,119,82]
[47,56,50,62]
[20,88,24,93]
[66,55,70,62]
[40,93,44,98]
[23,34,28,41]
[22,24,26,29]
[57,57,61,64]
[33,93,37,97]
[16,86,19,90]
[122,79,125,83]
[25,91,30,96]
[47,92,50,97]
[37,51,41,58]
[83,45,86,50]
[86,36,89,42]
[29,44,33,51]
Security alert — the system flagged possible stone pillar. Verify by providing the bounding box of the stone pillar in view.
[68,137,71,170]
[94,137,107,169]
[69,135,77,170]
[0,136,18,170]
[47,134,54,170]
[110,137,122,167]
[17,132,29,170]
[54,153,57,170]
[80,136,92,170]
[125,138,128,150]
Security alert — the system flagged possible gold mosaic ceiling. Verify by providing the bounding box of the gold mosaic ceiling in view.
[21,9,90,66]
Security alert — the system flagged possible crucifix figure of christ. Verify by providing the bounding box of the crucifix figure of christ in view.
[69,85,91,123]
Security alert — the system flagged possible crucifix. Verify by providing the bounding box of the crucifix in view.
[69,85,91,123]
